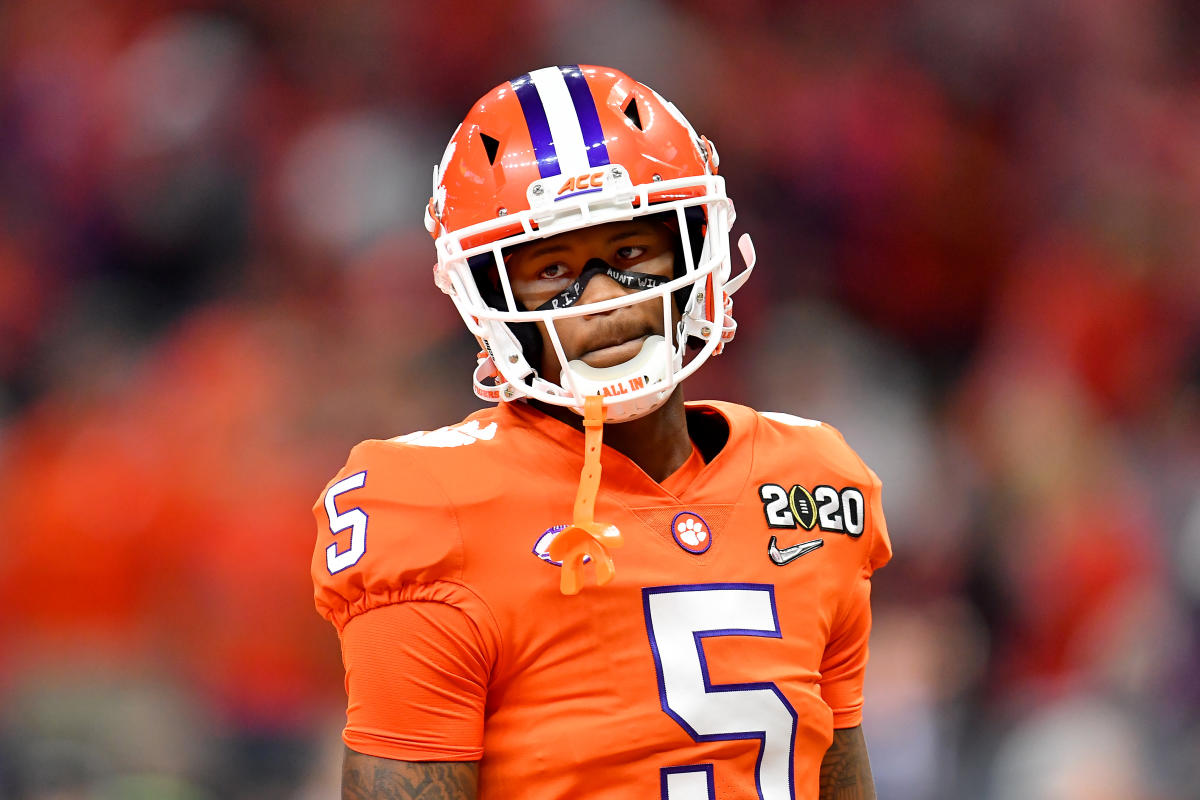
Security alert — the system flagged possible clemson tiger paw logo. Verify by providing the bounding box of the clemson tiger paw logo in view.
[677,518,706,546]
[671,512,712,555]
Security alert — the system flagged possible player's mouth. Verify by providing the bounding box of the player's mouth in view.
[579,334,652,368]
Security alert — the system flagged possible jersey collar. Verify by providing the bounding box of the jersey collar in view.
[499,399,757,504]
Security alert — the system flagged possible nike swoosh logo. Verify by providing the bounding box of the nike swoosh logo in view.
[768,535,824,565]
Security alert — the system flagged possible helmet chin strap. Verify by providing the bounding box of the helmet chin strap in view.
[562,335,676,422]
[546,394,623,594]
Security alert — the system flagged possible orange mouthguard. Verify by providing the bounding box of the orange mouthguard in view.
[546,394,623,595]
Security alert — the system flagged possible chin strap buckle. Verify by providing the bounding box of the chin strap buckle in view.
[472,350,524,404]
[547,395,623,595]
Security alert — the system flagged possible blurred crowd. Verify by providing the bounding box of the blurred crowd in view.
[0,0,1197,797]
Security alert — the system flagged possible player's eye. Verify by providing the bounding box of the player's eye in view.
[615,245,648,261]
[537,263,570,280]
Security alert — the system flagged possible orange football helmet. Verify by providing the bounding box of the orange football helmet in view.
[426,65,755,421]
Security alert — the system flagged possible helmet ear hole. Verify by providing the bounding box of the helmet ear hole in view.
[622,97,643,130]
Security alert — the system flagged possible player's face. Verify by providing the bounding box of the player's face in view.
[506,220,679,381]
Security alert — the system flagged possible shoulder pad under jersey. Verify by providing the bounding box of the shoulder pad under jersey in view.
[311,436,482,631]
[755,409,893,573]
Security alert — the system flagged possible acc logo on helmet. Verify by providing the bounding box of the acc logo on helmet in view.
[557,170,607,197]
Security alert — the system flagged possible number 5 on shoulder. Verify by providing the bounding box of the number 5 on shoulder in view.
[324,471,368,574]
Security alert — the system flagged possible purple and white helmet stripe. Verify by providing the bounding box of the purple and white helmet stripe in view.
[510,65,611,179]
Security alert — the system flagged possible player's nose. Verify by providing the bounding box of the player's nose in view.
[577,258,631,307]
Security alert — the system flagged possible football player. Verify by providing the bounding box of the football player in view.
[313,65,891,800]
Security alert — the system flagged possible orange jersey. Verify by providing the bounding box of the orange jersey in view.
[312,400,891,799]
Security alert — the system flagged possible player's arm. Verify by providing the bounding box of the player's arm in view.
[817,451,889,800]
[314,445,498,799]
[818,725,877,800]
[342,748,477,800]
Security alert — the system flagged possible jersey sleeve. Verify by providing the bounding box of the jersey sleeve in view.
[863,464,893,574]
[819,458,891,728]
[311,440,502,760]
[312,439,495,630]
[341,601,492,761]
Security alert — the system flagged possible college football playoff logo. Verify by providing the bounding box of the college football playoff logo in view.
[758,483,866,537]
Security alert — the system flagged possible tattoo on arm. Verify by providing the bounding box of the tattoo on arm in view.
[342,747,478,800]
[819,725,877,800]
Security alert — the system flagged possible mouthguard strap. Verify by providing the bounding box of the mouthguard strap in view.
[547,394,623,595]
[575,394,605,525]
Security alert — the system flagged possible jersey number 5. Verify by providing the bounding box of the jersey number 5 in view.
[324,471,368,574]
[643,584,798,800]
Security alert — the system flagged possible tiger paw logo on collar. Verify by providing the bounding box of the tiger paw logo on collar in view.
[671,511,712,554]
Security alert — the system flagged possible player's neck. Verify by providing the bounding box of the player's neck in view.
[532,389,694,484]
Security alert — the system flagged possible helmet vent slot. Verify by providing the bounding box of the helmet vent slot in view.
[480,133,501,165]
[622,97,643,130]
